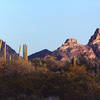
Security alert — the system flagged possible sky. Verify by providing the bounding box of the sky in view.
[0,0,100,55]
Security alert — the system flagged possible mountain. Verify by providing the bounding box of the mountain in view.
[28,49,52,60]
[52,38,96,61]
[0,40,18,60]
[28,28,100,61]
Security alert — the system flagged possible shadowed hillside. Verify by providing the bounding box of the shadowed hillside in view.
[28,49,52,60]
[0,40,18,60]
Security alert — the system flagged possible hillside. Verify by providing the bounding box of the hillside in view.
[28,49,52,60]
[0,40,18,60]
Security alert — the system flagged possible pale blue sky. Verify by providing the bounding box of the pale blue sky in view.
[0,0,99,55]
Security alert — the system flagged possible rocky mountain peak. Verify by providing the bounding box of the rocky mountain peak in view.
[57,38,78,51]
[65,38,77,44]
[88,28,100,45]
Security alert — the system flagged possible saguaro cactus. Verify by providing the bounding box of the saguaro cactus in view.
[4,41,6,61]
[9,55,11,61]
[23,44,28,61]
[0,40,2,51]
[18,45,21,60]
[72,56,77,66]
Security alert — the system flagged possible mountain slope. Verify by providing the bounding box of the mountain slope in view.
[0,40,18,60]
[28,49,52,60]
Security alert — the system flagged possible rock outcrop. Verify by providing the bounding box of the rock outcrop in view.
[88,28,100,45]
[88,28,100,58]
[52,38,96,61]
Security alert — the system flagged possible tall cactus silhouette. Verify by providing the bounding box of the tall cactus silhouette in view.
[72,56,77,66]
[18,45,21,60]
[23,44,28,61]
[4,41,6,61]
[9,55,11,61]
[0,40,2,51]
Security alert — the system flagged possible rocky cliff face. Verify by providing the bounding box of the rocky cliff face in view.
[52,38,96,61]
[88,28,100,45]
[88,28,100,58]
[52,28,100,61]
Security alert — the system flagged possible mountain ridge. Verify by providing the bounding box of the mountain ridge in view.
[28,28,100,61]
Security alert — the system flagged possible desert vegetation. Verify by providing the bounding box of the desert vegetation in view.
[0,55,99,100]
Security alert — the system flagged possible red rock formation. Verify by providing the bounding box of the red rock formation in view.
[52,38,96,61]
[88,28,100,45]
[88,28,100,58]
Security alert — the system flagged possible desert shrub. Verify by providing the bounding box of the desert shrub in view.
[0,59,35,75]
[31,57,64,72]
[31,58,46,68]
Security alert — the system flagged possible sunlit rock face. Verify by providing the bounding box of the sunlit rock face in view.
[65,38,77,44]
[88,28,100,58]
[88,28,100,45]
[52,38,96,61]
[59,39,78,50]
